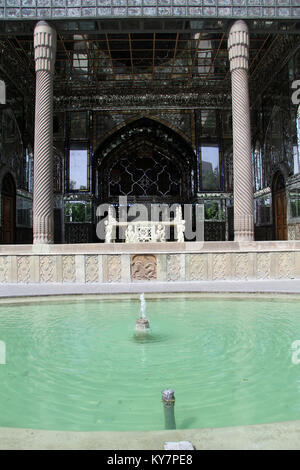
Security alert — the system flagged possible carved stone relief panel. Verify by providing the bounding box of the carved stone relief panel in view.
[288,223,300,240]
[233,253,249,280]
[256,253,271,279]
[40,256,56,283]
[85,255,99,283]
[0,256,8,283]
[187,254,207,281]
[62,255,76,283]
[17,256,30,283]
[277,252,293,279]
[131,255,157,281]
[107,255,121,283]
[288,224,296,240]
[167,254,181,281]
[212,253,231,280]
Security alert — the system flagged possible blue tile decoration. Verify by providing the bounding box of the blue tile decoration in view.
[66,6,81,13]
[82,6,96,12]
[203,5,216,13]
[233,6,247,13]
[188,0,202,5]
[52,7,66,14]
[128,5,142,13]
[37,0,50,6]
[263,6,275,14]
[22,6,36,13]
[6,7,21,15]
[172,6,186,13]
[189,6,202,12]
[112,0,126,5]
[158,0,171,5]
[6,0,20,6]
[278,6,290,15]
[0,0,298,18]
[97,6,111,12]
[143,6,156,12]
[67,0,81,6]
[22,0,36,6]
[112,5,126,12]
[36,7,51,13]
[248,6,261,14]
[158,5,171,12]
[219,6,232,13]
[52,0,65,6]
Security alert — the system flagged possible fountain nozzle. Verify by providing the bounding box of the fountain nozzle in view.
[135,293,150,332]
[135,317,150,332]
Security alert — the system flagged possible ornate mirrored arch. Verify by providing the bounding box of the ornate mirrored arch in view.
[93,117,197,204]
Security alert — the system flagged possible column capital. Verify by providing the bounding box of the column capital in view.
[228,20,249,72]
[34,21,56,74]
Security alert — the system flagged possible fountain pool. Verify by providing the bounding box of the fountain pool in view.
[0,294,300,432]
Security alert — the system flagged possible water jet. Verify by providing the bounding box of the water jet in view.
[135,293,150,332]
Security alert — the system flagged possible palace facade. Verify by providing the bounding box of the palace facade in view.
[0,4,300,245]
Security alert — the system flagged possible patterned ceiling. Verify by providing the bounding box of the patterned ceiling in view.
[0,18,299,108]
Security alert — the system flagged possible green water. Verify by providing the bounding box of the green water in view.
[0,296,300,431]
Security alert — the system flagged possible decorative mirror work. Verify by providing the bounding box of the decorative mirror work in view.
[289,189,300,219]
[254,195,272,226]
[1,109,24,190]
[264,105,294,187]
[94,117,196,203]
[108,145,182,198]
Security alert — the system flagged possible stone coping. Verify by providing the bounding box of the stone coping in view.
[1,419,300,450]
[1,241,300,255]
[0,281,300,298]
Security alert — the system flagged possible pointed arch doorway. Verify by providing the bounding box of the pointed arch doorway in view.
[93,117,196,205]
[1,173,15,244]
[273,171,287,240]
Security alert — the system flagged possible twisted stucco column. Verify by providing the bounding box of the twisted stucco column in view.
[33,21,56,244]
[228,20,254,241]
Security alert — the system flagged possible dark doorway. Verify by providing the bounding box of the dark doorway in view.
[273,172,287,240]
[1,173,15,244]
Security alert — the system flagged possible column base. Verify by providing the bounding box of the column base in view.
[234,214,254,242]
